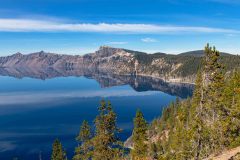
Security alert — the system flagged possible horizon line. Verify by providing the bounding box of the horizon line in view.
[0,46,238,57]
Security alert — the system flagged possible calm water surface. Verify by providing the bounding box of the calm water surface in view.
[0,73,193,160]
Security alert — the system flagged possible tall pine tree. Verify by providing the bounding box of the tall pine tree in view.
[203,44,225,153]
[91,100,123,160]
[131,110,148,160]
[73,120,92,160]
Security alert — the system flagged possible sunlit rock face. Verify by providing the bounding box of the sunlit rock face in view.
[0,46,180,82]
[0,46,135,75]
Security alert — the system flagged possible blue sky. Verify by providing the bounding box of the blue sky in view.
[0,0,240,55]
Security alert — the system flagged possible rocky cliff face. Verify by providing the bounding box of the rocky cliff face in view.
[0,51,83,68]
[1,46,239,83]
[84,46,136,74]
[0,46,136,75]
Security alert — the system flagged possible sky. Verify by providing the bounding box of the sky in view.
[0,0,240,56]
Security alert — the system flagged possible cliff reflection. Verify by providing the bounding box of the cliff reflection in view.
[0,67,194,98]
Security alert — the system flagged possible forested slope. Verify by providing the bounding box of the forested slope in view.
[147,44,240,160]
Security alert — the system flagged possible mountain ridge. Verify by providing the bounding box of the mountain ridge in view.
[2,46,237,57]
[179,50,233,57]
[0,46,240,83]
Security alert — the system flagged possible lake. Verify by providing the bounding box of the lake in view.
[0,68,193,160]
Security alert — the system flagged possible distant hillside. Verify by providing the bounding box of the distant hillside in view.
[132,48,240,80]
[0,46,240,83]
[179,50,232,57]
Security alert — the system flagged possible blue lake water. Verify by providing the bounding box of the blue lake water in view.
[0,73,193,160]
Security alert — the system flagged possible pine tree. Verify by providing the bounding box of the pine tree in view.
[76,120,91,142]
[203,44,225,153]
[51,139,67,160]
[131,110,148,159]
[91,100,123,160]
[73,120,92,160]
[203,44,225,115]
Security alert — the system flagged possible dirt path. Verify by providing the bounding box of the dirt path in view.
[205,146,240,160]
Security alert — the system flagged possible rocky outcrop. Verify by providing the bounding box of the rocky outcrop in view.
[0,46,136,75]
[204,146,240,160]
[0,51,82,68]
[124,136,133,149]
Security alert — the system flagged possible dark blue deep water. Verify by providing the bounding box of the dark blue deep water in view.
[0,74,193,160]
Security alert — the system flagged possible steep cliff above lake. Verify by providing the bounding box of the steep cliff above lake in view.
[0,46,239,83]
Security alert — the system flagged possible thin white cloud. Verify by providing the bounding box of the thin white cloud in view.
[0,18,239,34]
[107,41,128,45]
[225,33,237,37]
[141,38,158,43]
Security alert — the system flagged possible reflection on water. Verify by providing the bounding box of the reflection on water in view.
[0,67,193,160]
[0,67,194,98]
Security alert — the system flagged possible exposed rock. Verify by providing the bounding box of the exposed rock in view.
[124,136,133,149]
[204,146,240,160]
